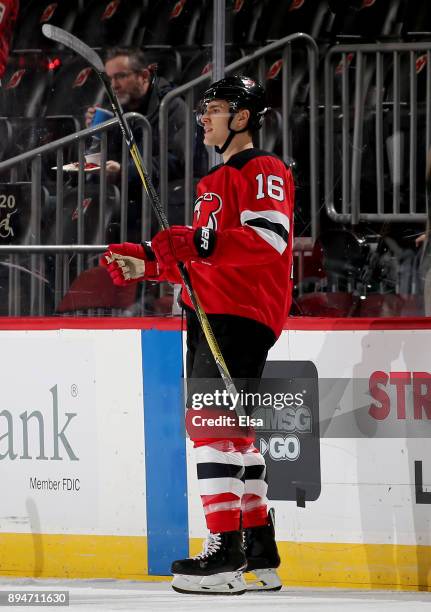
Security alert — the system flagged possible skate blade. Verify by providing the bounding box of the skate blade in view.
[171,571,246,595]
[244,568,282,592]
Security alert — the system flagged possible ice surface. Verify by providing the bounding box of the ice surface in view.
[0,579,429,612]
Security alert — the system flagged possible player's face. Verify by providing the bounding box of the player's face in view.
[200,100,232,147]
[105,56,149,107]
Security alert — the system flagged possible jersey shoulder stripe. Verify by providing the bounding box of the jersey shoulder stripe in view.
[240,209,290,255]
[225,148,283,171]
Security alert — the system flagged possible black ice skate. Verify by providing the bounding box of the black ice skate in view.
[243,508,282,591]
[171,530,247,595]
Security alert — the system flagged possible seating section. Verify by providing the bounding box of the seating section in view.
[43,184,121,245]
[139,0,205,47]
[295,291,358,317]
[142,46,182,83]
[72,0,143,48]
[44,56,107,124]
[329,0,406,42]
[13,0,82,50]
[1,0,427,316]
[401,0,431,39]
[257,0,333,44]
[0,52,52,117]
[56,266,137,314]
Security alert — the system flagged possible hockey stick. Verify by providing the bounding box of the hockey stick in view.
[42,24,245,417]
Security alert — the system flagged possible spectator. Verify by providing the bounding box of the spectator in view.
[86,47,185,181]
[0,0,19,82]
[86,47,186,239]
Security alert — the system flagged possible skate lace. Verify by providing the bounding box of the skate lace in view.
[193,533,222,559]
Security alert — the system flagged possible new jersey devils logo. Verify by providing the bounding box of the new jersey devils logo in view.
[6,70,26,90]
[201,62,212,75]
[40,3,58,23]
[72,198,92,221]
[73,67,92,88]
[289,0,305,10]
[233,0,244,13]
[416,54,427,74]
[193,193,222,229]
[267,59,283,80]
[102,0,120,20]
[170,0,186,19]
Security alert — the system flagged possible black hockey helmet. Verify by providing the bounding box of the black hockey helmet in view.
[197,75,269,153]
[199,75,268,131]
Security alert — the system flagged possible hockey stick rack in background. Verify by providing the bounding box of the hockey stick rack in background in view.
[42,25,245,417]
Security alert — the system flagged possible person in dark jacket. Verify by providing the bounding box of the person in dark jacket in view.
[85,47,186,239]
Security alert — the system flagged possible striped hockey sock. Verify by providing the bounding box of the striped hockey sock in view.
[194,439,245,533]
[237,442,268,529]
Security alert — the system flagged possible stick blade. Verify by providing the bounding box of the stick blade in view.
[42,24,105,73]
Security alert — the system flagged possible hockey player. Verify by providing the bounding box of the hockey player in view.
[101,75,294,595]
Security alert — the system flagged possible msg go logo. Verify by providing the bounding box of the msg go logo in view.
[260,434,300,461]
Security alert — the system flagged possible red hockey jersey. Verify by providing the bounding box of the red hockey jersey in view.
[161,148,294,339]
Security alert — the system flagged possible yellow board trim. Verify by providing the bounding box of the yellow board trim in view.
[190,538,431,591]
[0,533,430,591]
[0,534,148,580]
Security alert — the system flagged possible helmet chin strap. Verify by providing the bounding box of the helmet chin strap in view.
[215,114,249,155]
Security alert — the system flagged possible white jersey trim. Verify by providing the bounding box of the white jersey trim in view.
[240,209,290,255]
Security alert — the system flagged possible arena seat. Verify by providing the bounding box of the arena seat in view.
[44,56,107,126]
[401,0,431,39]
[294,238,326,291]
[13,0,81,50]
[139,0,205,47]
[43,184,121,246]
[317,229,370,289]
[0,179,51,313]
[356,293,404,317]
[0,119,12,162]
[72,0,142,47]
[179,47,244,100]
[0,116,80,185]
[0,52,52,118]
[0,182,49,244]
[256,0,333,44]
[56,265,137,313]
[230,0,269,46]
[259,107,282,153]
[398,294,424,316]
[197,0,236,46]
[251,48,312,110]
[295,291,358,317]
[381,51,428,214]
[142,46,182,83]
[329,0,405,42]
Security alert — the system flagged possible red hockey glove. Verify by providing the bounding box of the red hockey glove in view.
[100,242,160,286]
[151,226,217,267]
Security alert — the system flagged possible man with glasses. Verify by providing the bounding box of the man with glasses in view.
[85,47,186,240]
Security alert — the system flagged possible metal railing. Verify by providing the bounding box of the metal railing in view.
[159,32,320,239]
[0,113,152,315]
[324,42,431,224]
[3,37,429,318]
